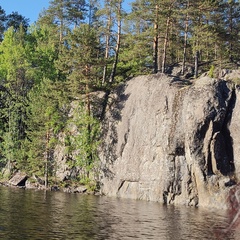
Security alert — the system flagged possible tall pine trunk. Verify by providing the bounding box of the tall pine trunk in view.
[109,0,122,83]
[162,16,170,73]
[182,0,189,75]
[102,8,112,84]
[229,2,233,62]
[153,4,159,73]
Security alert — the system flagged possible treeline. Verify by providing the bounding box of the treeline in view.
[122,0,240,76]
[0,0,239,187]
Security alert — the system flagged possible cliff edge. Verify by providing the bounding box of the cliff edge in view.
[100,72,240,209]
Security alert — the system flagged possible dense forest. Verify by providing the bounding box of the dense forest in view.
[0,0,239,189]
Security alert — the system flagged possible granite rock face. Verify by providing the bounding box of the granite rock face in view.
[9,171,28,186]
[100,73,240,209]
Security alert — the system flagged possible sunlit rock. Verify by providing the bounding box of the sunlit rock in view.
[100,73,240,209]
[9,171,28,187]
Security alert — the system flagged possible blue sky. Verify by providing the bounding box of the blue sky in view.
[0,0,50,24]
[0,0,133,24]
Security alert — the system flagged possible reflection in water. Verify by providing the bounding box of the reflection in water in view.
[0,186,239,240]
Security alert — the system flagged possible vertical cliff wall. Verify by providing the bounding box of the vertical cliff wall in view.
[100,73,240,209]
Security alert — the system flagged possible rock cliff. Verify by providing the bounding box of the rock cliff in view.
[100,72,240,209]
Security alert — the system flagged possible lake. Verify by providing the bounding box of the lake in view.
[0,186,239,240]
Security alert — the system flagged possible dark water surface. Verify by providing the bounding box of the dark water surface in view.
[0,186,239,240]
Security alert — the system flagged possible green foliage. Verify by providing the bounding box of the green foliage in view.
[0,6,6,41]
[28,24,61,82]
[57,24,101,97]
[1,0,240,188]
[5,12,29,32]
[208,65,215,78]
[79,177,98,192]
[67,102,101,181]
[0,7,29,40]
[0,27,33,170]
[23,78,68,175]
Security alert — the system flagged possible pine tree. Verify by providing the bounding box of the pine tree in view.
[58,24,100,98]
[126,0,180,73]
[96,0,114,84]
[47,0,69,43]
[66,0,87,27]
[24,78,68,185]
[109,0,124,83]
[96,0,124,84]
[118,1,152,77]
[0,6,6,41]
[57,23,101,181]
[5,11,29,31]
[216,0,240,65]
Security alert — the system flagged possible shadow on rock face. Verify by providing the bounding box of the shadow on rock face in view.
[99,74,240,208]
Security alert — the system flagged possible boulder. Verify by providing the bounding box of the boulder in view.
[62,185,87,193]
[9,171,28,187]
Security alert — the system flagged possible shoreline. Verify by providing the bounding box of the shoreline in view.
[0,178,99,195]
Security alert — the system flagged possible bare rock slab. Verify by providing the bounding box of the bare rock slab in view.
[100,73,240,209]
[9,172,28,186]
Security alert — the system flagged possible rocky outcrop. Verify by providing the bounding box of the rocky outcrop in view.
[54,92,106,182]
[100,73,240,209]
[9,171,28,186]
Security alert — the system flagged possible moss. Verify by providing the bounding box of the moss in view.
[208,65,215,78]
